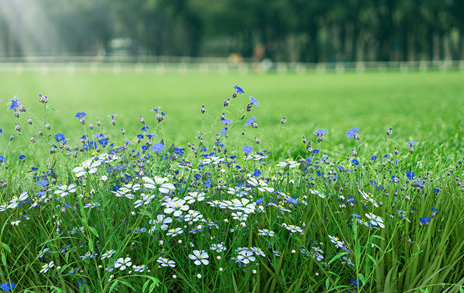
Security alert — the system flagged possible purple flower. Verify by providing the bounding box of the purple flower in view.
[8,97,20,110]
[420,217,431,223]
[55,133,66,143]
[243,146,253,155]
[0,281,15,291]
[249,96,259,106]
[234,85,245,94]
[245,116,256,126]
[152,143,165,154]
[406,172,415,179]
[346,127,359,138]
[314,129,328,135]
[75,112,87,118]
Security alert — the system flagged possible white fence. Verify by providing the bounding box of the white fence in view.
[0,56,463,74]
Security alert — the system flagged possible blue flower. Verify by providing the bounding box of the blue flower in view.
[37,180,50,187]
[75,112,87,118]
[249,96,259,106]
[430,207,439,212]
[433,189,440,195]
[314,129,328,135]
[221,118,232,124]
[55,133,66,143]
[0,281,15,291]
[152,143,165,154]
[108,114,117,118]
[94,133,104,138]
[137,134,144,139]
[124,139,133,145]
[98,138,109,146]
[407,142,417,146]
[420,217,431,223]
[234,85,245,94]
[0,129,2,133]
[312,149,319,154]
[141,126,150,131]
[146,133,157,138]
[406,172,415,180]
[371,156,377,162]
[349,278,363,286]
[19,155,26,160]
[220,128,228,135]
[243,146,253,155]
[152,107,159,113]
[245,116,256,126]
[8,96,20,110]
[351,159,359,165]
[0,156,3,163]
[346,127,359,138]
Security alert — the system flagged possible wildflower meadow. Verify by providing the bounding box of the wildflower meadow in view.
[0,71,464,292]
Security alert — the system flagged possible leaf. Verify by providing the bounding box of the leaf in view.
[47,106,57,112]
[109,280,119,292]
[328,252,348,265]
[367,254,377,265]
[89,227,99,238]
[1,242,11,252]
[1,253,6,266]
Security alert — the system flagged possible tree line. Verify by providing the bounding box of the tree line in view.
[1,0,463,62]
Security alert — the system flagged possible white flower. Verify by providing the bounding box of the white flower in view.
[184,192,205,204]
[359,190,379,207]
[202,156,224,165]
[164,199,189,217]
[101,250,116,260]
[210,243,226,253]
[277,160,299,168]
[285,225,304,234]
[156,257,176,267]
[72,159,101,178]
[188,250,209,265]
[114,257,132,271]
[247,178,274,193]
[365,213,385,228]
[149,214,172,231]
[258,229,275,237]
[309,189,326,198]
[328,235,345,248]
[11,220,21,226]
[54,184,76,197]
[40,261,54,274]
[236,251,256,264]
[7,192,28,209]
[142,176,175,193]
[231,212,248,221]
[134,265,147,272]
[166,227,183,237]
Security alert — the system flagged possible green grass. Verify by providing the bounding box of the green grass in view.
[0,69,464,292]
[1,70,463,161]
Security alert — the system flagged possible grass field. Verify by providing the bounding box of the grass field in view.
[1,70,463,161]
[0,69,464,292]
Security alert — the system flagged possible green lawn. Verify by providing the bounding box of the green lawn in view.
[1,69,463,161]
